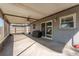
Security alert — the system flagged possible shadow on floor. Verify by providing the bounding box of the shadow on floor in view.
[25,34,69,53]
[0,34,14,56]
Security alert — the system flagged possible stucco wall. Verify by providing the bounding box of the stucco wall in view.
[31,5,79,46]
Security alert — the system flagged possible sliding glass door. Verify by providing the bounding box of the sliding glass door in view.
[46,21,52,39]
[41,20,53,39]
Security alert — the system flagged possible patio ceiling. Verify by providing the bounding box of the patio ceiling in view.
[0,3,78,24]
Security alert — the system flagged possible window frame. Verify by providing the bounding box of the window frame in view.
[59,13,76,29]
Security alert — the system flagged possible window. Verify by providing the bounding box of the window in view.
[60,13,76,29]
[33,24,36,29]
[0,18,4,40]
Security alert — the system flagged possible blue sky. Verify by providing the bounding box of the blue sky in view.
[0,18,4,27]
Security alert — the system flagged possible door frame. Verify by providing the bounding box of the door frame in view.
[40,20,53,40]
[40,22,46,38]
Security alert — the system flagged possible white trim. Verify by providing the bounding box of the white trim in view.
[45,20,53,23]
[59,13,76,29]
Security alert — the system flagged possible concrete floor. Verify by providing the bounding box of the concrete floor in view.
[0,34,79,56]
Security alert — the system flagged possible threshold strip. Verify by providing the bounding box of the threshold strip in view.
[17,42,36,56]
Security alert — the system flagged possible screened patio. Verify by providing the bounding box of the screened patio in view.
[0,3,79,56]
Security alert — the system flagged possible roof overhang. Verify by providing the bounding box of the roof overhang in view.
[0,3,78,24]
